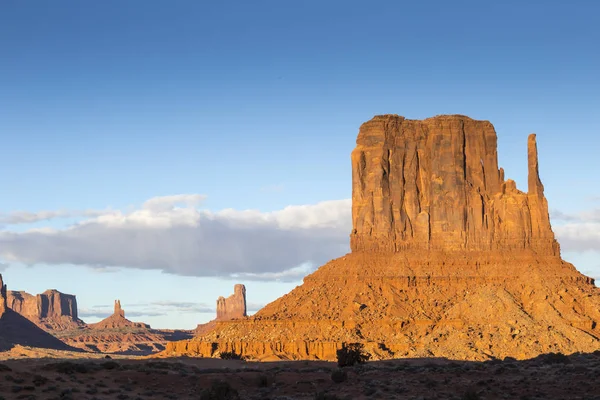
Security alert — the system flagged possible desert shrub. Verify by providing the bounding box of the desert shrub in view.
[219,351,244,360]
[45,361,89,374]
[330,368,347,383]
[461,388,481,400]
[102,361,120,370]
[199,380,240,400]
[256,373,269,387]
[314,392,342,400]
[336,343,370,367]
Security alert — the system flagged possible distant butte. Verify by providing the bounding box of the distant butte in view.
[195,284,248,336]
[88,300,150,330]
[0,275,75,351]
[165,114,600,361]
[7,289,85,331]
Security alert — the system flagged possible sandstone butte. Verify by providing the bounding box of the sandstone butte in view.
[7,289,85,331]
[165,114,600,361]
[195,284,248,335]
[0,274,73,351]
[88,300,150,330]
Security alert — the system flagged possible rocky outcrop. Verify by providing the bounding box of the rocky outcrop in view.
[217,284,247,321]
[164,115,600,362]
[350,115,558,254]
[88,300,150,330]
[7,289,84,330]
[195,284,248,335]
[0,274,75,351]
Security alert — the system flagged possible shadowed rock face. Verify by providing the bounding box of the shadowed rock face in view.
[216,284,247,321]
[350,115,558,254]
[165,115,600,362]
[7,289,84,330]
[0,274,75,351]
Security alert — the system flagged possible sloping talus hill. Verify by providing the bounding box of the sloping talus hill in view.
[164,115,600,361]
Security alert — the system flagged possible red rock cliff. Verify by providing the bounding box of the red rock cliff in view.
[7,289,83,330]
[350,115,558,254]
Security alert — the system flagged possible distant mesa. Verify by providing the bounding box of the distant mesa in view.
[88,299,150,330]
[166,114,600,361]
[7,289,85,331]
[0,274,75,351]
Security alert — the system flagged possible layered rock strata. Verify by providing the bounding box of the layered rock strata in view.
[0,275,74,351]
[7,289,84,330]
[164,115,600,361]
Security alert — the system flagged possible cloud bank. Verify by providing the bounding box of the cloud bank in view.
[551,208,600,252]
[0,195,352,281]
[0,195,597,281]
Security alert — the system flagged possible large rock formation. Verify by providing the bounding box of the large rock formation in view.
[7,289,84,330]
[0,274,75,351]
[164,115,600,361]
[217,284,247,321]
[195,284,248,335]
[350,115,558,254]
[88,300,150,330]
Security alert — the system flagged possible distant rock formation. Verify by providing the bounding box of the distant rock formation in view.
[217,284,247,321]
[166,115,600,362]
[0,274,75,351]
[114,300,125,318]
[7,289,84,330]
[88,300,150,330]
[195,284,248,335]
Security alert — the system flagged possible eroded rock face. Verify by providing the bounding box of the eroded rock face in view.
[0,274,74,351]
[350,115,558,254]
[217,284,247,321]
[164,115,600,362]
[6,289,84,330]
[195,284,248,335]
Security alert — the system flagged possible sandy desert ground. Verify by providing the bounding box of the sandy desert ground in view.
[0,346,598,399]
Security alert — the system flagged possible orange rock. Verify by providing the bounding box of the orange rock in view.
[163,115,600,362]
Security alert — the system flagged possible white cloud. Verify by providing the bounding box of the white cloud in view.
[551,207,600,253]
[0,209,114,225]
[0,195,352,281]
[142,194,207,212]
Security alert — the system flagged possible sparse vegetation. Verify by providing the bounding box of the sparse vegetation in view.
[199,380,240,400]
[461,388,481,400]
[336,343,370,367]
[219,351,244,360]
[330,368,347,383]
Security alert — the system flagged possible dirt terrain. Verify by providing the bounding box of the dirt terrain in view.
[0,348,598,399]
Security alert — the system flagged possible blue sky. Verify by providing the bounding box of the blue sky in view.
[1,0,599,328]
